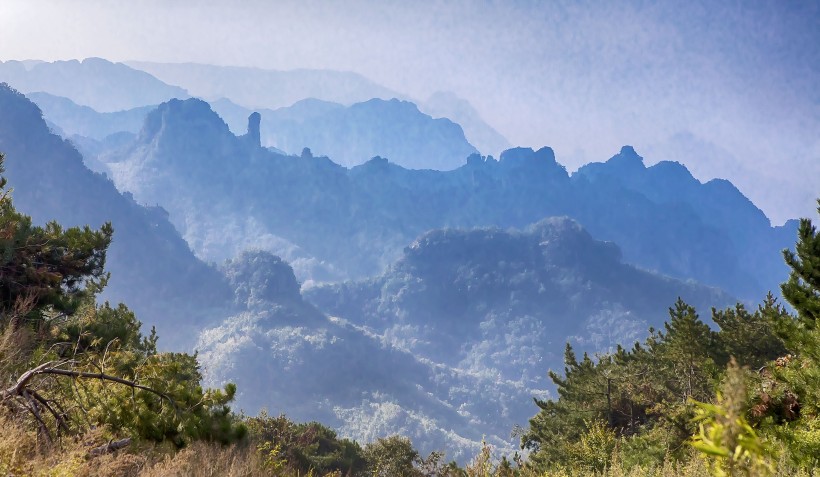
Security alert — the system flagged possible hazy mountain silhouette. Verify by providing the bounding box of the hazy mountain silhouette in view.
[212,96,478,169]
[31,91,478,171]
[261,98,477,169]
[126,61,401,110]
[0,58,189,112]
[125,62,509,159]
[27,92,156,140]
[422,91,511,157]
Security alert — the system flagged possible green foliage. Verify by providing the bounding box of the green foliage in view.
[363,435,422,477]
[0,153,245,452]
[523,300,727,470]
[758,202,820,468]
[523,198,820,475]
[648,299,724,404]
[0,153,112,320]
[690,360,774,476]
[568,419,617,473]
[781,200,820,327]
[245,411,367,476]
[712,296,788,370]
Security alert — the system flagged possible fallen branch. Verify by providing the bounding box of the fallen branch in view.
[88,438,132,457]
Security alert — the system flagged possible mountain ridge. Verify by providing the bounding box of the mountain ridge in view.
[0,58,189,112]
[94,97,795,300]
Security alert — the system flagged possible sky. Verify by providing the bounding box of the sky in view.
[0,0,817,224]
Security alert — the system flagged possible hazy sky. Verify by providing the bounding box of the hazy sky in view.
[0,0,817,223]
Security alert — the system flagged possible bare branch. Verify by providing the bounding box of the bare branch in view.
[3,360,173,404]
[2,359,178,441]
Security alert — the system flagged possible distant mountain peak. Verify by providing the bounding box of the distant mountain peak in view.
[498,146,565,176]
[609,145,645,169]
[141,97,229,141]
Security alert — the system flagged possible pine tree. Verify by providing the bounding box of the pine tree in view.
[766,200,820,466]
[649,298,723,403]
[0,153,112,323]
[782,200,820,328]
[0,151,246,448]
[712,295,788,369]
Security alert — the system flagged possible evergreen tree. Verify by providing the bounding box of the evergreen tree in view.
[0,152,246,448]
[0,152,112,323]
[782,200,820,327]
[648,298,723,403]
[712,296,788,369]
[363,435,423,477]
[761,201,820,466]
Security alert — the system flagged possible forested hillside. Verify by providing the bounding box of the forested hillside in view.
[2,140,819,474]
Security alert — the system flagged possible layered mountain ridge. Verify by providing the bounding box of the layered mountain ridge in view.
[97,97,795,300]
[0,58,189,111]
[27,91,478,171]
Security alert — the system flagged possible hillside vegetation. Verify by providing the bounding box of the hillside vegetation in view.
[2,139,820,475]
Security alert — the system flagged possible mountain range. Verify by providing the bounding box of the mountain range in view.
[92,97,795,301]
[127,61,509,158]
[198,220,734,460]
[0,58,507,158]
[0,58,803,462]
[28,91,478,171]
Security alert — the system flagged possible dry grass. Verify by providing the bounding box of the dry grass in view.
[138,441,266,477]
[1,408,817,477]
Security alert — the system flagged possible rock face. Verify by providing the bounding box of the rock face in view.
[223,251,302,308]
[243,112,262,149]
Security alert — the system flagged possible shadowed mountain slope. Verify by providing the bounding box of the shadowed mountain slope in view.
[0,83,228,342]
[27,91,156,140]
